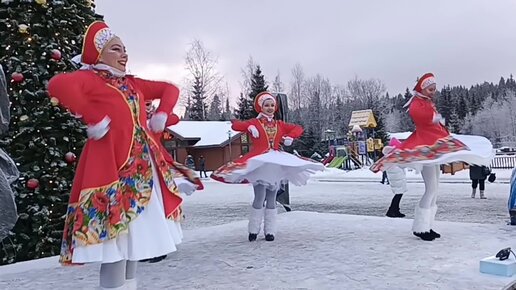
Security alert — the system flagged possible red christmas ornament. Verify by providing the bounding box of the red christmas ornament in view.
[65,152,76,163]
[51,49,62,61]
[11,72,24,83]
[27,178,39,189]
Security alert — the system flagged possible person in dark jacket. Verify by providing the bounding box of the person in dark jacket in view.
[199,155,207,178]
[470,165,490,199]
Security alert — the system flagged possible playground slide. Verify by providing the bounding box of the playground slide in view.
[350,155,362,167]
[327,156,342,167]
[322,155,335,165]
[328,156,346,168]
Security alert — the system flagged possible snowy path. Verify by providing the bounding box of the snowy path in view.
[1,212,515,289]
[0,179,515,289]
[179,179,512,230]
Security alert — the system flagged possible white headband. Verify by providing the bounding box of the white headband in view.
[258,94,276,109]
[94,28,116,52]
[421,77,436,90]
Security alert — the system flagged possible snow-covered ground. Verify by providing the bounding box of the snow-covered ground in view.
[313,167,513,183]
[1,176,516,289]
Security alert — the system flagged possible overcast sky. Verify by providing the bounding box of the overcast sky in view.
[96,0,516,105]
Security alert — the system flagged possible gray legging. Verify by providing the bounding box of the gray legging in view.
[252,184,277,209]
[100,260,138,288]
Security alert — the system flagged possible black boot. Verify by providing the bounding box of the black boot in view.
[430,229,441,239]
[510,209,516,225]
[148,255,167,263]
[413,231,436,241]
[265,234,275,241]
[248,233,258,242]
[386,194,405,218]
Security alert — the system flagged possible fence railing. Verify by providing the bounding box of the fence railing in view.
[492,155,516,169]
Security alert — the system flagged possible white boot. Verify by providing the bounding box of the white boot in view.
[480,190,487,199]
[126,279,137,290]
[248,206,264,234]
[471,188,476,198]
[429,205,441,238]
[412,205,437,241]
[264,208,277,241]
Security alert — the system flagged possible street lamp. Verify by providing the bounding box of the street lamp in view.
[227,130,232,163]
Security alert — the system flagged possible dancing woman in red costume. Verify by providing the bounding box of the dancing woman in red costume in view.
[371,73,494,241]
[48,21,197,289]
[212,92,325,242]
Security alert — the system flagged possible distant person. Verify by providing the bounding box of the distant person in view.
[199,155,208,178]
[470,165,490,199]
[185,155,195,170]
[383,138,406,218]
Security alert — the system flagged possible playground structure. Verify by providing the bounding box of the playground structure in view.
[323,109,384,170]
[323,145,363,170]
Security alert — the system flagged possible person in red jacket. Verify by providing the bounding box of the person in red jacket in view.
[48,21,185,289]
[371,73,494,241]
[211,92,325,242]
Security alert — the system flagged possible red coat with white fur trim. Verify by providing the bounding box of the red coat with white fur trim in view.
[398,96,449,150]
[48,70,184,264]
[230,117,303,162]
[48,70,180,204]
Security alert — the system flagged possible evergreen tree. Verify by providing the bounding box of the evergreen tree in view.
[188,76,207,121]
[0,0,102,264]
[235,92,251,120]
[393,88,414,132]
[334,96,346,135]
[236,65,268,120]
[183,96,192,120]
[207,94,222,121]
[371,108,389,143]
[223,96,231,120]
[247,65,268,118]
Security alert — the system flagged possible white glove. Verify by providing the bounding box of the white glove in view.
[86,116,110,140]
[248,125,259,138]
[174,178,196,196]
[149,112,168,133]
[432,113,444,125]
[283,136,293,146]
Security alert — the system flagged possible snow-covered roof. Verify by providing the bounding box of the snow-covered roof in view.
[167,121,242,148]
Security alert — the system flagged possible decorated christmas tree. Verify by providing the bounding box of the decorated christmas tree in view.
[0,0,102,264]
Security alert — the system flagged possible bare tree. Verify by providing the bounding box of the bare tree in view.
[462,93,516,147]
[347,76,387,109]
[184,39,224,119]
[240,56,257,96]
[272,71,284,93]
[289,63,306,112]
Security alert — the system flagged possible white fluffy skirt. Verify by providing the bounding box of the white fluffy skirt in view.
[223,150,325,188]
[72,162,183,264]
[401,134,495,171]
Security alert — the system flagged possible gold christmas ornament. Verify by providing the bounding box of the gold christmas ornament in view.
[35,0,47,5]
[50,97,59,106]
[18,24,29,34]
[19,115,29,122]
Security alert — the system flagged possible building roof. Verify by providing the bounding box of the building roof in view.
[166,121,242,148]
[348,109,377,128]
